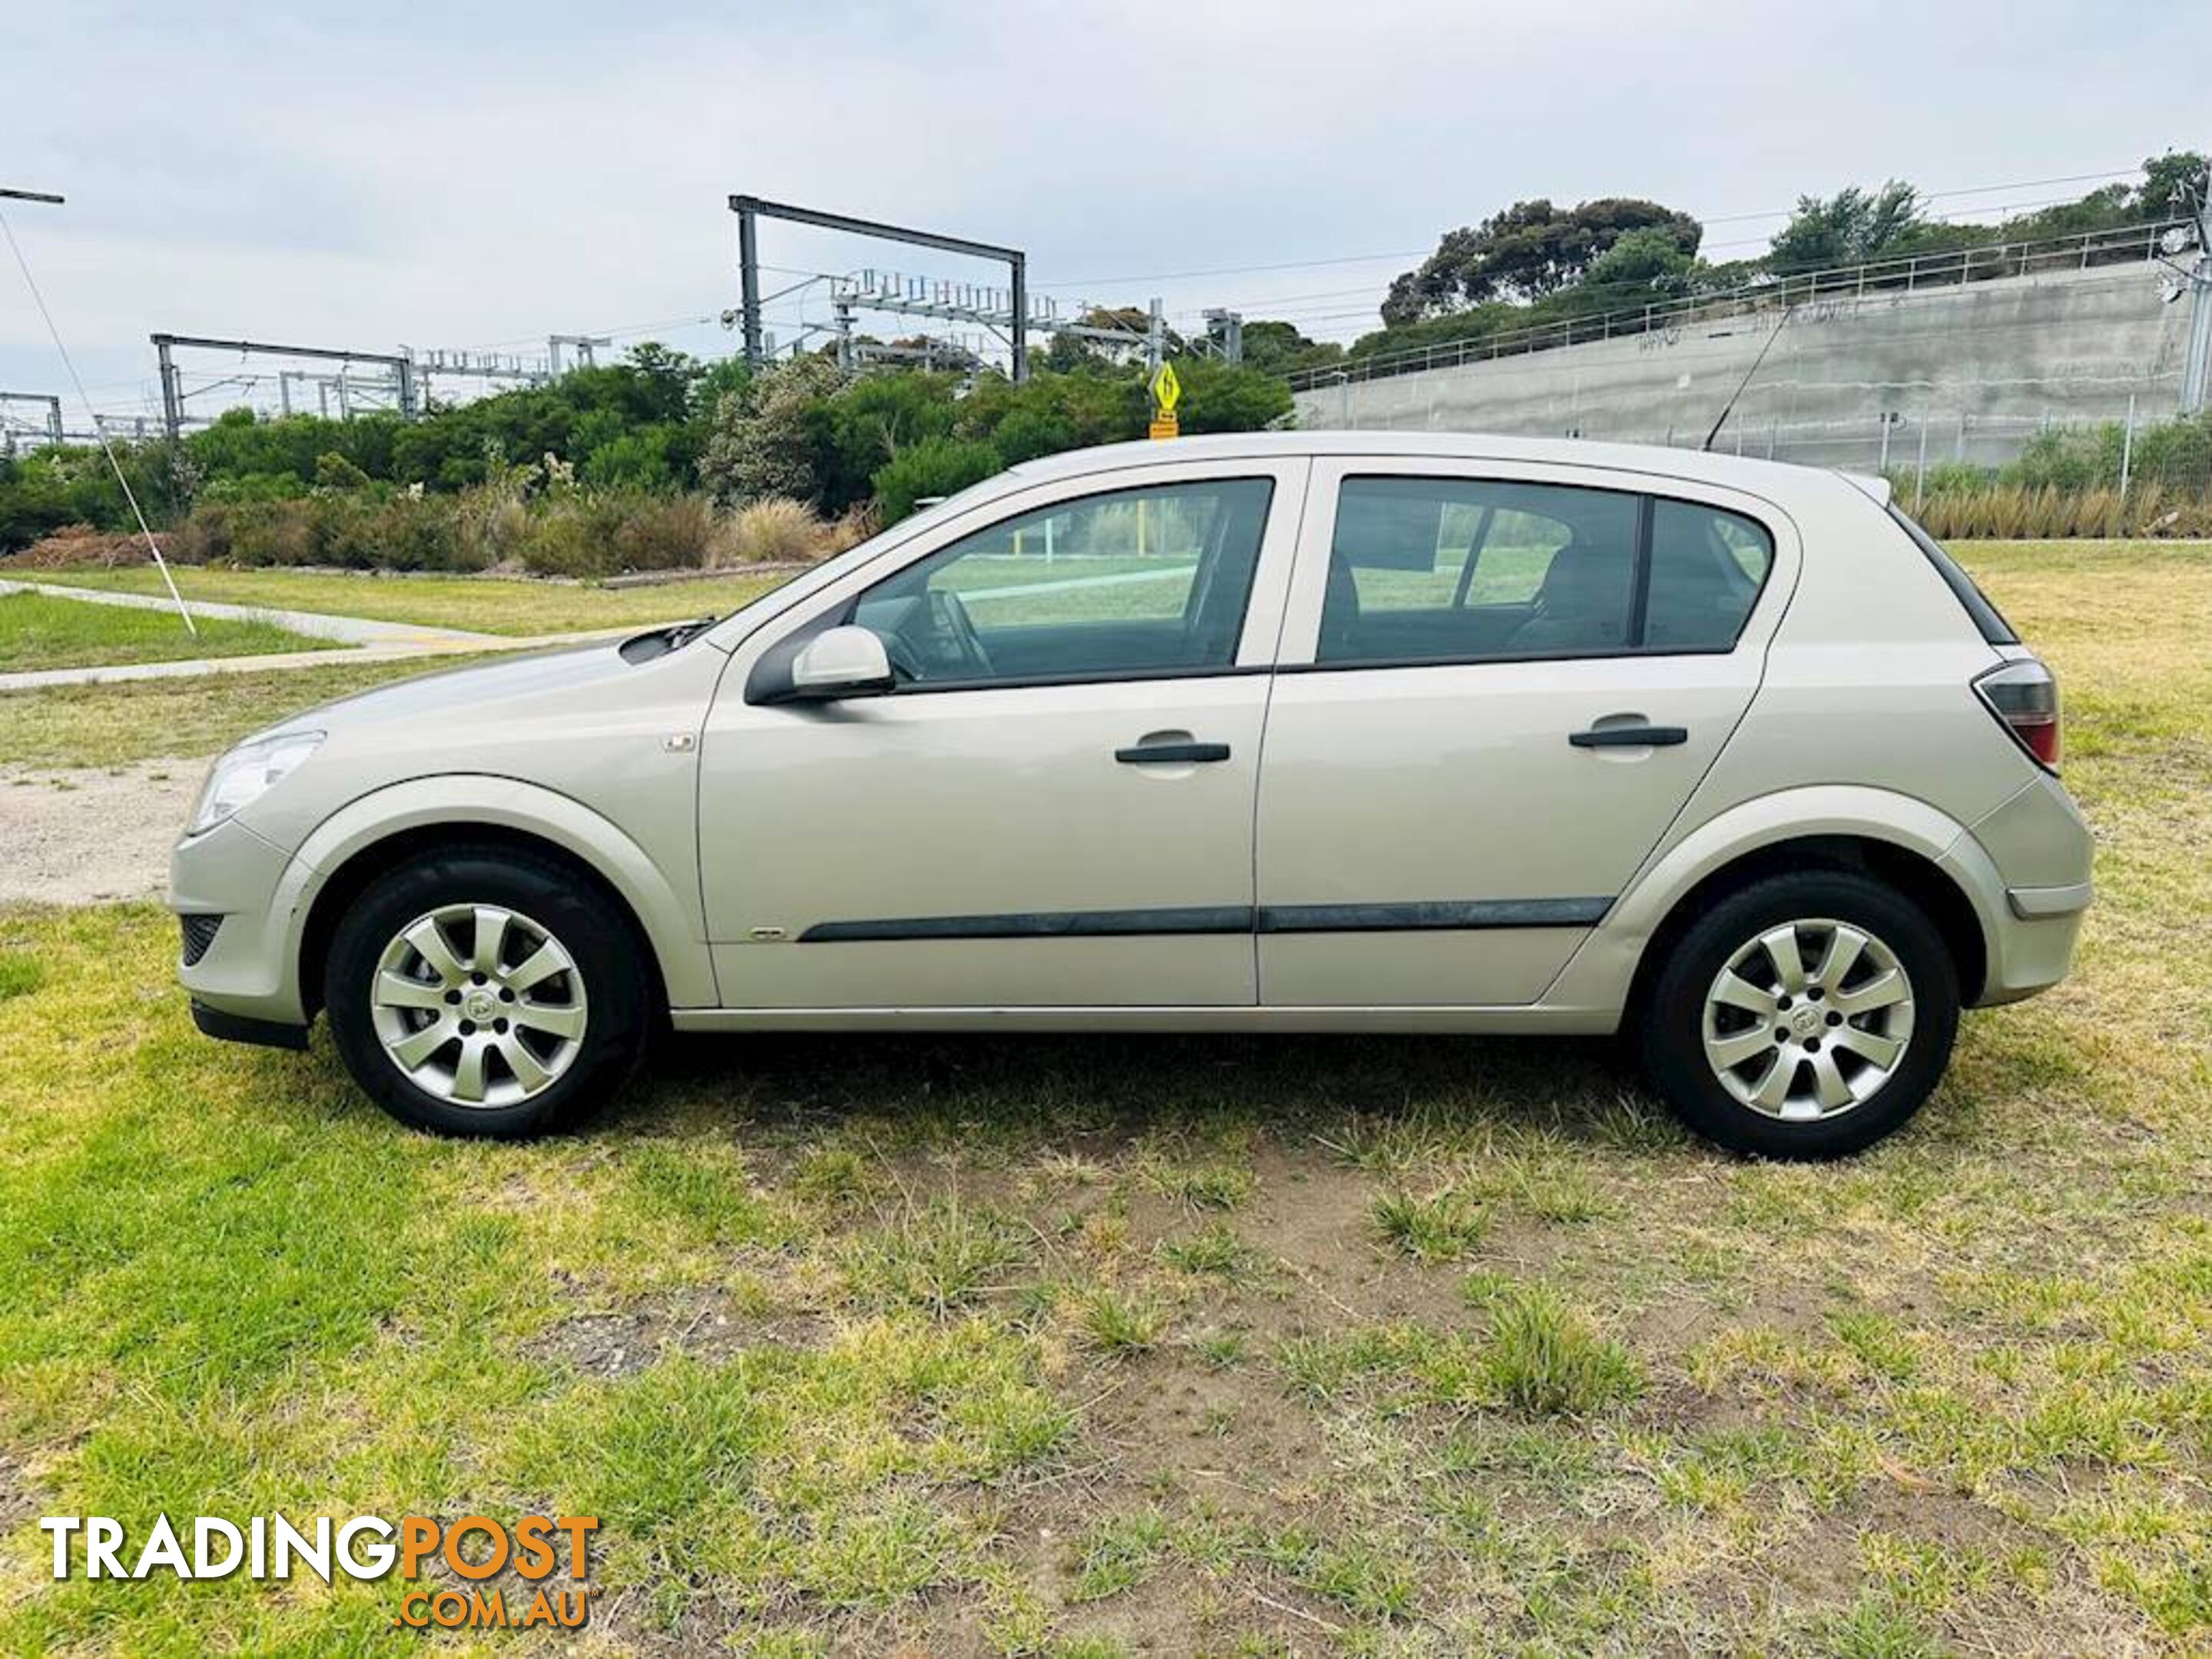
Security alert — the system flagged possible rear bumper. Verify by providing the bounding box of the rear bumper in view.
[1948,773,2094,1007]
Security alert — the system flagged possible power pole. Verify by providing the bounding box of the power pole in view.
[0,391,65,445]
[548,333,612,375]
[730,194,1030,380]
[2181,188,2212,415]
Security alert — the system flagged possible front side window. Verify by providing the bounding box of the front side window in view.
[849,478,1273,687]
[1318,476,1773,663]
[1319,478,1638,663]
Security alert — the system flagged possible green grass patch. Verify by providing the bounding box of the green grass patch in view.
[12,565,788,637]
[0,541,2208,1651]
[0,589,338,672]
[0,653,501,768]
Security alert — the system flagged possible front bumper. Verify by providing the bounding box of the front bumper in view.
[191,998,310,1051]
[170,815,312,1029]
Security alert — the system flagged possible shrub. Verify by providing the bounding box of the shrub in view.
[714,495,823,566]
[824,499,881,555]
[610,492,717,571]
[873,438,1005,525]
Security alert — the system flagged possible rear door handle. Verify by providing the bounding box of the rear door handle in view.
[1116,740,1231,764]
[1569,724,1688,748]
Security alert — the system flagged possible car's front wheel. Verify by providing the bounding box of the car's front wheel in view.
[1637,871,1959,1158]
[325,846,649,1137]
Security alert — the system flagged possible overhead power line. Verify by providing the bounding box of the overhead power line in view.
[1041,164,2154,296]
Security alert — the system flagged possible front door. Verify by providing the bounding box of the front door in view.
[1256,461,1792,1006]
[699,462,1303,1009]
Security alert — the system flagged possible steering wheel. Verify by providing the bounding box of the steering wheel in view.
[928,588,995,678]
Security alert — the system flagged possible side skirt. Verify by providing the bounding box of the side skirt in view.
[668,1004,1623,1035]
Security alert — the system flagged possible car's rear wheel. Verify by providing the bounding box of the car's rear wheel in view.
[326,846,649,1137]
[1637,871,1959,1158]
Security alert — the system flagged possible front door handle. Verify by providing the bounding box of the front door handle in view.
[1116,740,1231,764]
[1569,724,1688,748]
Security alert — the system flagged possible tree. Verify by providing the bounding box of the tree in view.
[2138,149,2210,223]
[1237,320,1344,379]
[1383,198,1702,323]
[697,355,846,505]
[872,437,1003,523]
[1578,227,1697,305]
[1768,181,1924,273]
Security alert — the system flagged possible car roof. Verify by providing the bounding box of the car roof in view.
[1005,429,1868,508]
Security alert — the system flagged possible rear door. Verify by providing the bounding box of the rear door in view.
[1255,457,1796,1007]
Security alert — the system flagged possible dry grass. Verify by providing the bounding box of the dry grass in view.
[0,539,2207,1654]
[713,495,831,567]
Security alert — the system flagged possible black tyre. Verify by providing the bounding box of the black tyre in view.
[325,846,650,1137]
[1636,871,1959,1159]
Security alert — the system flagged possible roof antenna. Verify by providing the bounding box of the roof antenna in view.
[1701,304,1794,452]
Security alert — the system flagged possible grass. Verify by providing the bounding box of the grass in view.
[0,539,2209,1653]
[0,589,338,672]
[8,564,790,637]
[0,654,500,768]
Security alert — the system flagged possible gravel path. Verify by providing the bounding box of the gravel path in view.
[2,760,202,906]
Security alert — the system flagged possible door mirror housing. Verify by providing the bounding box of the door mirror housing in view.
[788,625,895,698]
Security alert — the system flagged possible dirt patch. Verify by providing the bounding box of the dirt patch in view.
[1,760,200,905]
[522,1287,822,1379]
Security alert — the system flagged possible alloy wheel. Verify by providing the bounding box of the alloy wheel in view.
[369,903,588,1108]
[1699,917,1916,1121]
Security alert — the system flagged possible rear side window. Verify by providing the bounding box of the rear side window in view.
[1317,476,1770,664]
[1888,504,2018,644]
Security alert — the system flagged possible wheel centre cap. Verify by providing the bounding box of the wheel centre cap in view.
[1790,1005,1823,1038]
[464,989,498,1022]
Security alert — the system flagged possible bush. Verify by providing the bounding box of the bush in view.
[873,438,1004,525]
[610,492,718,571]
[714,495,823,566]
[164,495,486,572]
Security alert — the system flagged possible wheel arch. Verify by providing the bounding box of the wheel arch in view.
[1622,833,1986,1025]
[282,777,714,1019]
[1548,786,1998,1020]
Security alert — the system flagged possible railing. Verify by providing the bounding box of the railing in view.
[1288,220,2193,393]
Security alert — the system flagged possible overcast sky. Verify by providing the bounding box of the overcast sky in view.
[4,0,2206,425]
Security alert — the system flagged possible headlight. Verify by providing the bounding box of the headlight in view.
[187,731,324,836]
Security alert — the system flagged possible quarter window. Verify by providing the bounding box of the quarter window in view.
[849,478,1273,687]
[1643,499,1773,651]
[1318,477,1771,663]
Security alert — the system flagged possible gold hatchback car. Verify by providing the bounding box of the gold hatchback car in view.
[174,433,2090,1156]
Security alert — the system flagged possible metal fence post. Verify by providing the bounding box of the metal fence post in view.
[2119,392,2137,496]
[1914,414,1929,508]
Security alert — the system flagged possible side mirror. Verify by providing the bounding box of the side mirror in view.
[789,625,895,698]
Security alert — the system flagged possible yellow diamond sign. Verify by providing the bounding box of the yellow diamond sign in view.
[1149,362,1181,416]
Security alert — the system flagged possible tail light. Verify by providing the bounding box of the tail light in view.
[1974,659,2060,771]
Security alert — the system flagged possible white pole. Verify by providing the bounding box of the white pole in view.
[2119,392,2137,497]
[0,193,195,634]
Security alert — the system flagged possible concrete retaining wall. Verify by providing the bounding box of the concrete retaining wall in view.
[1293,263,2194,473]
